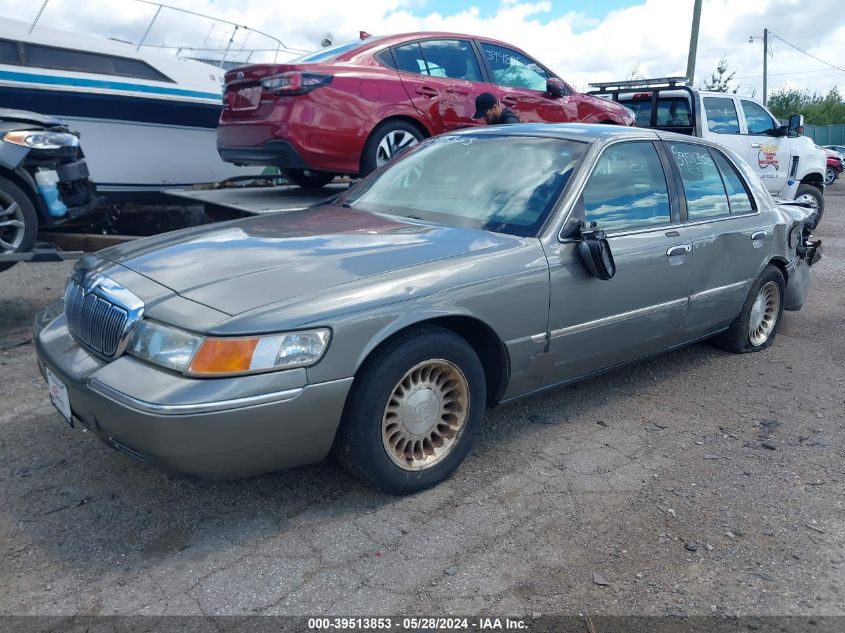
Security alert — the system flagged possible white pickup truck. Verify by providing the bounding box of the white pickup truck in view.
[589,78,828,228]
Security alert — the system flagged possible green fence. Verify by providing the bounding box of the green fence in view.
[805,124,845,145]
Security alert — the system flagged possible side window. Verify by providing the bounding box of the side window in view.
[670,142,729,220]
[712,151,755,214]
[0,39,19,64]
[391,43,427,75]
[418,40,482,81]
[740,99,778,135]
[391,40,482,81]
[582,142,671,232]
[479,42,548,91]
[702,97,740,134]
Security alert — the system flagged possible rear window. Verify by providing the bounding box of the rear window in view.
[626,96,692,128]
[293,40,378,63]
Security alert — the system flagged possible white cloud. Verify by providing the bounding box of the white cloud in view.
[3,0,844,96]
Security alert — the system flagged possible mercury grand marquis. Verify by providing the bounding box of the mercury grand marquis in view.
[34,124,822,494]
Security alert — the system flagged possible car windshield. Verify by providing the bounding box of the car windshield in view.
[342,135,587,237]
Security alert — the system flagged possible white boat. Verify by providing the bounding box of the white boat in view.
[0,16,265,199]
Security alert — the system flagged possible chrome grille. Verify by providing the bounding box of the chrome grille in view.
[65,280,129,357]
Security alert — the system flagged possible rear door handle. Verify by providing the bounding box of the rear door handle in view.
[500,96,518,107]
[751,143,763,148]
[751,231,766,241]
[415,86,438,97]
[666,245,691,257]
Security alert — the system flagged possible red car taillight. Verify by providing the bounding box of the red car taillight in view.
[259,72,332,95]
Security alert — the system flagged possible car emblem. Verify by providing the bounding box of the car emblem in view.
[237,71,244,80]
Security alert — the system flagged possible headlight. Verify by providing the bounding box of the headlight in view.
[3,130,79,150]
[188,329,331,376]
[126,320,331,376]
[127,320,203,373]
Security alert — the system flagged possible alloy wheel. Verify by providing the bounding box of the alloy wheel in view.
[0,190,25,253]
[748,281,780,347]
[375,130,419,167]
[381,359,469,471]
[825,167,836,185]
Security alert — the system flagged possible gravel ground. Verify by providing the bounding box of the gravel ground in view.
[0,185,843,619]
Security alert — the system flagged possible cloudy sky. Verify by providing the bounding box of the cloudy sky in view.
[4,0,845,97]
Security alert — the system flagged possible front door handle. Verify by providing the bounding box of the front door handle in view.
[751,143,763,148]
[500,96,518,107]
[751,231,766,241]
[415,86,438,97]
[666,244,691,257]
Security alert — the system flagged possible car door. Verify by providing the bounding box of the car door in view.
[390,39,484,133]
[738,98,790,195]
[474,40,579,123]
[542,140,693,385]
[664,140,771,337]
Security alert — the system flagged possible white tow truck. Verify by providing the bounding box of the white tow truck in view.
[589,77,828,228]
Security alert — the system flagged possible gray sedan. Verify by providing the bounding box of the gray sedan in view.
[34,125,821,494]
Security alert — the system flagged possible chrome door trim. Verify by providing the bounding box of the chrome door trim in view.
[690,279,751,302]
[549,298,688,339]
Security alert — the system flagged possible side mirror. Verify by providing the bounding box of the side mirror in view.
[788,114,804,136]
[547,78,565,99]
[577,222,616,280]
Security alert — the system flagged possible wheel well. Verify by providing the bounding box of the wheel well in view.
[768,257,788,285]
[363,316,509,406]
[359,116,430,174]
[800,172,824,187]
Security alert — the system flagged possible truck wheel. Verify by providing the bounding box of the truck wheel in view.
[795,184,824,230]
[361,121,424,176]
[333,325,486,495]
[714,265,785,354]
[0,175,39,273]
[280,168,336,189]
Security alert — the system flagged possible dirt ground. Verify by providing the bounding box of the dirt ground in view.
[0,185,843,619]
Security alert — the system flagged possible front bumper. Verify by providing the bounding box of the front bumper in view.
[34,310,353,479]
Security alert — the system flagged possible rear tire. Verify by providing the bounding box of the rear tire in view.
[360,120,424,177]
[280,168,335,189]
[0,175,39,273]
[795,183,824,230]
[715,265,785,354]
[333,325,486,495]
[825,167,836,185]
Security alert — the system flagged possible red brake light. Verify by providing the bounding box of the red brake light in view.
[259,72,332,95]
[631,92,651,99]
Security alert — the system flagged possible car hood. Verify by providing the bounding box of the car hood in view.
[100,206,518,316]
[0,108,65,128]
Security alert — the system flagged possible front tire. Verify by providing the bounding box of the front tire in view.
[334,325,486,494]
[280,168,335,190]
[0,175,39,273]
[715,265,785,353]
[795,183,824,230]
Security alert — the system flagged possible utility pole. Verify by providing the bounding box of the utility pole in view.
[750,29,769,105]
[763,28,768,106]
[685,0,703,85]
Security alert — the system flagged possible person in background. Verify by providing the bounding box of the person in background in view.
[473,92,520,125]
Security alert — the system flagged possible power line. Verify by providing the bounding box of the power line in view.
[768,31,845,74]
[735,67,845,80]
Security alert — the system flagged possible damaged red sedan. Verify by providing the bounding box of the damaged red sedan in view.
[216,32,635,188]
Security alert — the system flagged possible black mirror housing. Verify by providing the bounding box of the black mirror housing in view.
[547,78,565,98]
[788,114,804,136]
[577,224,616,280]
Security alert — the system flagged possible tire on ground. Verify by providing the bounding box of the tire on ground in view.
[795,183,824,230]
[714,264,786,354]
[333,324,486,495]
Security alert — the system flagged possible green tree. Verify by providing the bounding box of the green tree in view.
[768,87,845,125]
[701,56,739,93]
